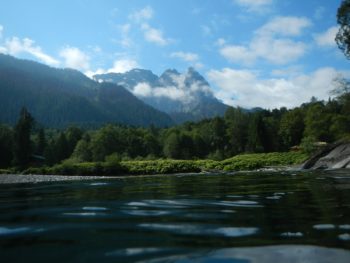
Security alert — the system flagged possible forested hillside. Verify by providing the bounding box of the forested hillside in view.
[0,54,173,128]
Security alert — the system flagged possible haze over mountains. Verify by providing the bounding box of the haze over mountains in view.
[94,67,228,123]
[0,54,228,128]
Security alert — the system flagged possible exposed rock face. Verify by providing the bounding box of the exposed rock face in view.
[302,141,350,169]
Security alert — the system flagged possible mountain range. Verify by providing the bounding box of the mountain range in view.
[94,67,228,123]
[0,54,229,128]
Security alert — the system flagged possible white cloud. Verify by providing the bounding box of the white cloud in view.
[85,59,139,79]
[215,38,226,46]
[271,65,303,77]
[129,6,153,23]
[59,46,90,71]
[0,25,3,39]
[117,23,133,48]
[170,51,199,62]
[234,0,272,6]
[233,0,273,12]
[128,6,171,47]
[207,67,346,109]
[133,82,188,101]
[108,59,139,73]
[314,26,338,47]
[220,45,256,65]
[141,23,169,46]
[85,68,107,79]
[257,16,311,37]
[130,70,213,103]
[133,82,153,97]
[251,37,307,64]
[219,16,311,65]
[2,37,59,66]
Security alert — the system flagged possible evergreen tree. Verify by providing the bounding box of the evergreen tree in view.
[336,0,350,59]
[13,107,34,168]
[246,114,265,153]
[0,125,14,168]
[55,132,70,162]
[73,134,92,162]
[163,132,181,159]
[278,109,305,149]
[35,128,47,156]
[225,107,248,155]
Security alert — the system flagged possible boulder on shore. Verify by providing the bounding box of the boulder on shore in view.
[302,141,350,169]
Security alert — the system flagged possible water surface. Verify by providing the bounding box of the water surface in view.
[1,170,350,262]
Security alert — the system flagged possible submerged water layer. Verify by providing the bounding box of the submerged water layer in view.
[0,170,350,262]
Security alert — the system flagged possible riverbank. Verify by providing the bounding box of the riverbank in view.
[0,152,308,177]
[0,174,117,184]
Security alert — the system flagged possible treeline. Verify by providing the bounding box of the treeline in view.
[0,80,349,170]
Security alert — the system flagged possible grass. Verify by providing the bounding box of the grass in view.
[19,151,308,176]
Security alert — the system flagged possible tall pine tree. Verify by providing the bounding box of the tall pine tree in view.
[13,107,34,168]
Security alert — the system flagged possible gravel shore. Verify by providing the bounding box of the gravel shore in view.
[0,174,115,184]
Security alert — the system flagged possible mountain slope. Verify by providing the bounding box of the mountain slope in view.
[94,67,229,123]
[0,54,173,128]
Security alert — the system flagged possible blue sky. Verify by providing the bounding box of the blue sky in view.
[0,0,348,108]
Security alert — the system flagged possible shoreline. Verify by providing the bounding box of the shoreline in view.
[0,168,298,185]
[0,174,117,184]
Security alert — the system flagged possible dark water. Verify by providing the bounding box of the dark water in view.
[1,170,350,262]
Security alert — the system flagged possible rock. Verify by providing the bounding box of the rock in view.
[302,141,350,169]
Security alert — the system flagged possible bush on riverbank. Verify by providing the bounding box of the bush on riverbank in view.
[19,151,308,176]
[219,152,308,171]
[121,159,201,175]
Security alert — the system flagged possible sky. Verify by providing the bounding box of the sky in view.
[0,0,349,109]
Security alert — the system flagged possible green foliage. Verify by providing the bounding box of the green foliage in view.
[12,107,34,168]
[25,152,308,176]
[300,136,318,155]
[72,134,92,162]
[42,161,123,176]
[225,107,249,155]
[0,125,14,168]
[220,152,308,171]
[279,108,305,149]
[35,128,47,156]
[303,103,332,142]
[246,114,266,153]
[336,0,350,59]
[121,159,201,175]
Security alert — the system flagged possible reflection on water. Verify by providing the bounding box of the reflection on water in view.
[0,170,350,262]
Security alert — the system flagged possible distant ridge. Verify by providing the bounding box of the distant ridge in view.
[0,54,174,128]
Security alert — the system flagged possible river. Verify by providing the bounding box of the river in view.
[1,170,350,262]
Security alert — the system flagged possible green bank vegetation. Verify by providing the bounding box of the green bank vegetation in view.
[19,151,307,176]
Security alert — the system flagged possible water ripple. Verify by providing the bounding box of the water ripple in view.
[313,224,336,230]
[211,200,263,208]
[0,226,30,236]
[338,233,350,241]
[105,247,164,257]
[139,223,258,237]
[281,232,304,237]
[82,206,108,211]
[122,210,170,217]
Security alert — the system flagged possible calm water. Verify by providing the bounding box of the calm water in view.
[1,170,350,262]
